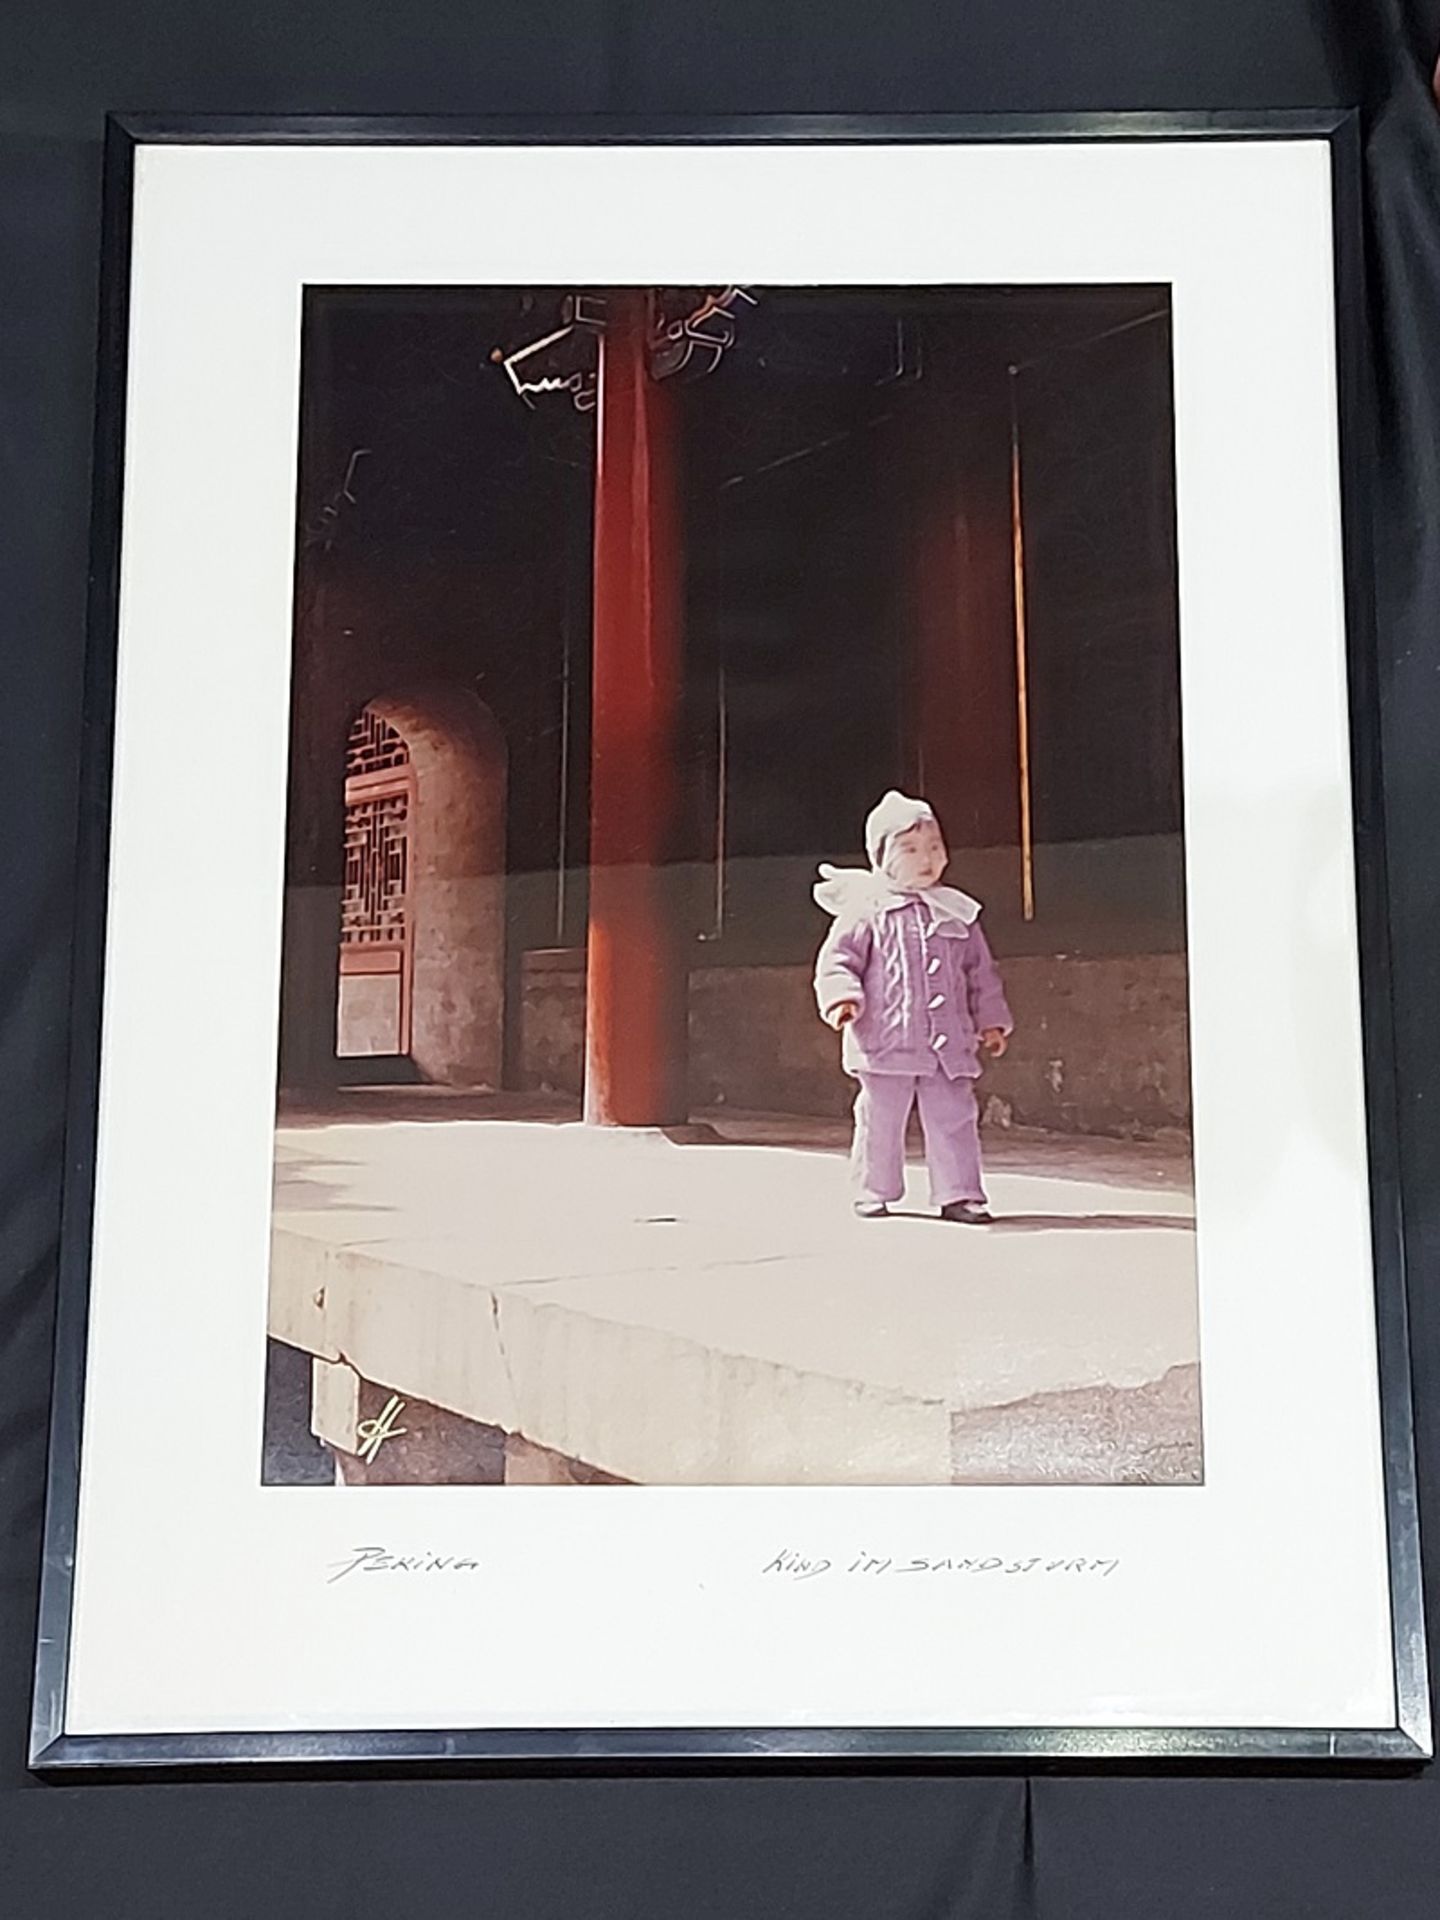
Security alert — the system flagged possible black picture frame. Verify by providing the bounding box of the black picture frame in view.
[28,107,1430,1773]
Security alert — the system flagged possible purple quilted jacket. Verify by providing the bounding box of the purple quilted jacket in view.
[814,896,1013,1080]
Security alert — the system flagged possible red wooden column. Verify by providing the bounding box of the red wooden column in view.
[583,290,690,1127]
[909,398,1020,854]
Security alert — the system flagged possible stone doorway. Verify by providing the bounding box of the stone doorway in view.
[334,686,508,1088]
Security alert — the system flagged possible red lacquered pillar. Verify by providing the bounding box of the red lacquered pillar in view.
[583,290,689,1126]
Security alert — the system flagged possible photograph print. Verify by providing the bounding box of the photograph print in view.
[262,278,1200,1491]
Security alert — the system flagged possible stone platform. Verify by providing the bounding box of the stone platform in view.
[267,1093,1201,1486]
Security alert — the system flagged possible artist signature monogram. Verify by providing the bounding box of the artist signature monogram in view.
[355,1393,408,1462]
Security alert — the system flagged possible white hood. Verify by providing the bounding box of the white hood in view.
[816,788,982,925]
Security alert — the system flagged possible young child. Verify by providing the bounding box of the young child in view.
[813,791,1013,1224]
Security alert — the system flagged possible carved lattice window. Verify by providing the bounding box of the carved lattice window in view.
[340,716,411,949]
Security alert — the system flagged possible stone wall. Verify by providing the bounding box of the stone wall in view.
[520,950,1191,1139]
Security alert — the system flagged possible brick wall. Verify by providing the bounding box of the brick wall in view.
[520,951,1191,1139]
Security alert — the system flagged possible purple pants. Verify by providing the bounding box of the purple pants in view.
[851,1068,986,1209]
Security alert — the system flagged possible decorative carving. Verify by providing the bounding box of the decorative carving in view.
[494,288,758,411]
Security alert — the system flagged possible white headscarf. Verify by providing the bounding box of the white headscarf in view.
[814,789,982,924]
[864,789,938,868]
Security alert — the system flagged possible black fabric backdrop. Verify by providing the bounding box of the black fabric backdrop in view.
[3,5,1439,1914]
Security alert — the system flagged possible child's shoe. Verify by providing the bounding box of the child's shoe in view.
[853,1200,889,1219]
[940,1199,992,1226]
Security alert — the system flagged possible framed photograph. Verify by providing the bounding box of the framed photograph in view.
[30,110,1430,1767]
